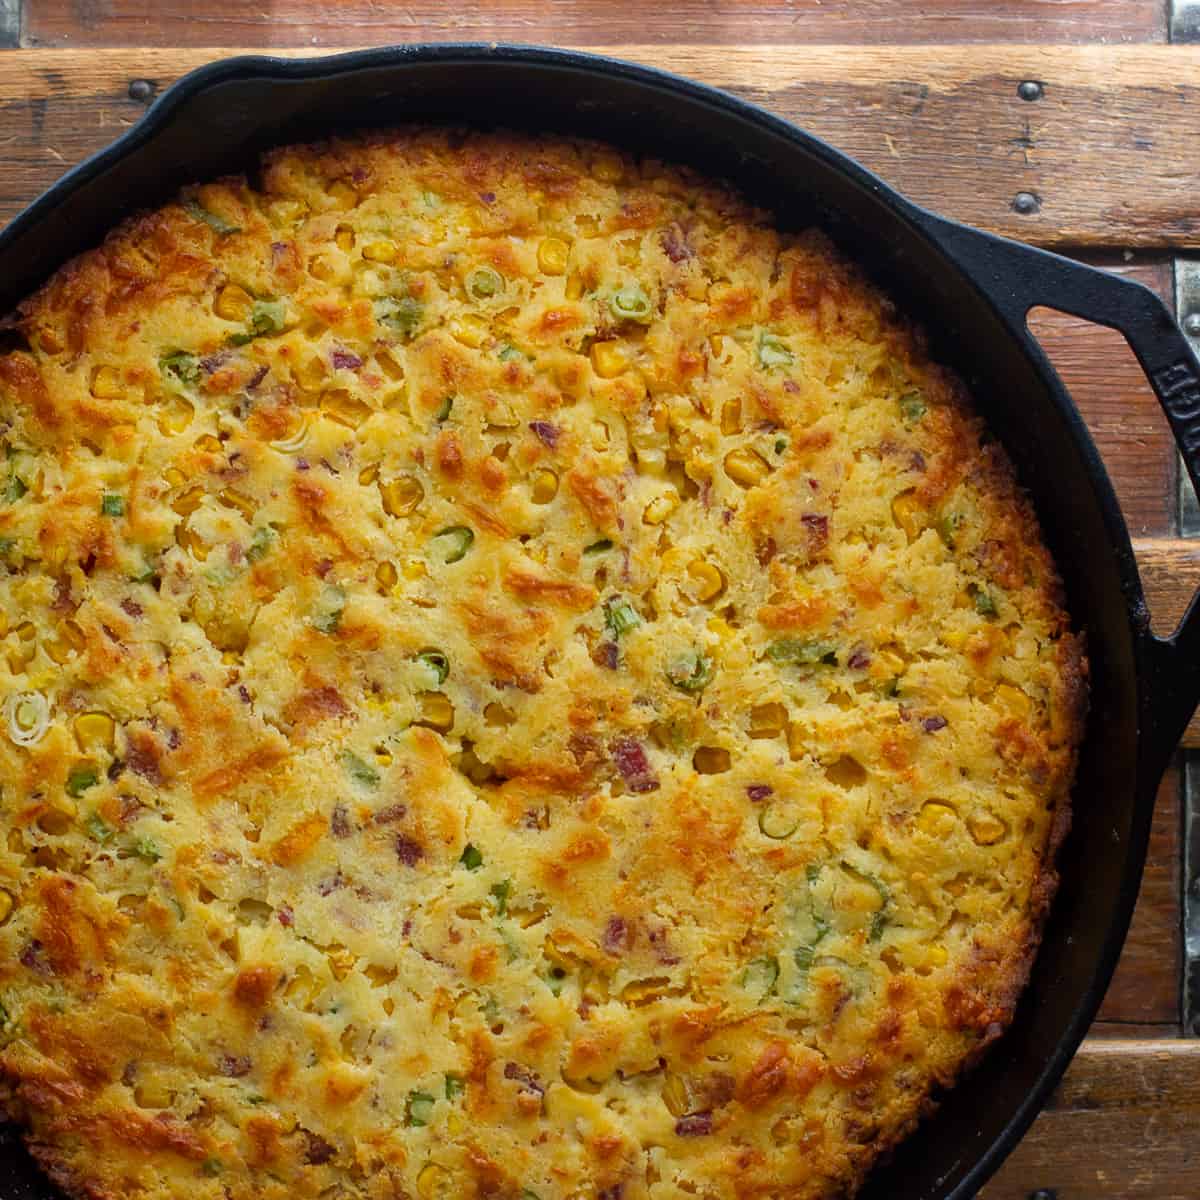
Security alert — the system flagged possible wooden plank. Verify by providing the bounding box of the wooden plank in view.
[1030,258,1176,538]
[1135,538,1200,747]
[0,47,1193,245]
[21,1,1167,49]
[1095,762,1181,1029]
[982,1040,1200,1199]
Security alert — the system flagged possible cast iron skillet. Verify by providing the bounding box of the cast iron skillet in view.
[0,43,1198,1200]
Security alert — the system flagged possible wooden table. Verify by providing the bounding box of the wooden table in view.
[3,2,1199,1196]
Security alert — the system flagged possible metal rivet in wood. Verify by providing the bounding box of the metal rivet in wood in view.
[1012,191,1041,215]
[1017,80,1044,101]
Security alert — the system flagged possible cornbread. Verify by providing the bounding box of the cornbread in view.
[0,129,1086,1200]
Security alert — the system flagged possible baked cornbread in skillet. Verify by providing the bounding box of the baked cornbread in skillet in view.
[0,129,1085,1200]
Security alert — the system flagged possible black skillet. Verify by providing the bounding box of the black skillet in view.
[1,44,1198,1200]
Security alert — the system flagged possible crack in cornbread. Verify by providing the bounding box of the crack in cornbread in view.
[0,129,1086,1200]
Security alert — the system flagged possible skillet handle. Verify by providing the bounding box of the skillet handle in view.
[920,216,1200,764]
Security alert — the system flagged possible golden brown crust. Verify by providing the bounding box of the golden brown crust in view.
[0,128,1085,1200]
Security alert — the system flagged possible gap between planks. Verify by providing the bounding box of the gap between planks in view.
[0,46,1195,245]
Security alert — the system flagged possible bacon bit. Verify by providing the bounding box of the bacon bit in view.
[218,1054,251,1078]
[602,916,632,955]
[610,737,659,794]
[801,513,829,553]
[118,793,143,824]
[922,715,948,733]
[592,640,619,670]
[331,348,363,371]
[503,1061,545,1096]
[529,420,560,449]
[247,364,269,390]
[126,730,164,785]
[314,557,334,579]
[199,350,232,375]
[238,685,252,705]
[480,191,496,205]
[647,924,681,965]
[316,872,344,897]
[19,940,49,975]
[52,577,74,613]
[277,905,294,927]
[373,803,407,825]
[329,805,351,839]
[661,223,692,263]
[567,732,604,770]
[847,647,871,670]
[108,760,125,782]
[674,1112,713,1137]
[395,835,423,866]
[756,537,777,566]
[300,1130,336,1165]
[746,784,773,802]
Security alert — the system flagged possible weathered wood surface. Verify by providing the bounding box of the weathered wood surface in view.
[21,0,1167,49]
[983,1041,1200,1199]
[0,47,1197,245]
[0,11,1194,1193]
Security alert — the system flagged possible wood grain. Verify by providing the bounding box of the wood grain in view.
[1096,763,1181,1029]
[21,0,1167,49]
[983,1040,1200,1199]
[0,47,1195,245]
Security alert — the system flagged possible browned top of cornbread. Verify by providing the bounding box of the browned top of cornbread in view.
[0,129,1085,1200]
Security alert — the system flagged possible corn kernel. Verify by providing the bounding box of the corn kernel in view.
[693,746,731,774]
[968,812,1007,846]
[375,349,405,381]
[709,334,725,357]
[375,561,398,592]
[334,226,355,253]
[720,398,742,435]
[321,389,372,429]
[172,486,205,517]
[193,434,222,455]
[218,488,256,522]
[90,365,122,399]
[308,254,338,282]
[164,468,186,489]
[591,341,627,379]
[926,945,949,968]
[214,284,253,322]
[641,490,679,526]
[995,683,1031,719]
[417,1164,449,1200]
[267,198,307,225]
[891,490,926,541]
[0,890,14,925]
[724,448,771,488]
[328,180,358,211]
[176,523,209,561]
[403,558,427,581]
[75,711,115,751]
[622,979,668,1005]
[686,561,725,603]
[538,237,571,275]
[530,469,559,505]
[38,326,64,355]
[661,1073,692,1118]
[158,400,194,436]
[565,272,585,301]
[484,702,514,727]
[448,314,489,349]
[362,239,397,263]
[380,475,423,518]
[417,691,454,732]
[918,801,959,838]
[749,702,788,739]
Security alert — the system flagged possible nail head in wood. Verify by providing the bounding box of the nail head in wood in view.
[1017,80,1044,102]
[128,79,156,103]
[1185,312,1200,337]
[1028,1191,1057,1200]
[1012,191,1041,215]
